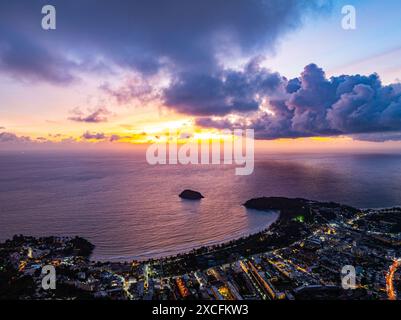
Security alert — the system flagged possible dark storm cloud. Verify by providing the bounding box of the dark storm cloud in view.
[286,64,401,137]
[0,0,331,83]
[68,107,110,123]
[286,78,302,93]
[164,59,284,115]
[0,28,77,84]
[196,64,401,141]
[196,117,237,129]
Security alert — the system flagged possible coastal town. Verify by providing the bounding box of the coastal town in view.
[1,197,401,300]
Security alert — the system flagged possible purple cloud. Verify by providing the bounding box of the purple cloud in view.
[164,59,284,115]
[68,107,110,123]
[100,80,157,106]
[0,1,330,84]
[0,132,32,143]
[81,131,106,140]
[196,64,401,141]
[109,134,121,142]
[0,28,77,84]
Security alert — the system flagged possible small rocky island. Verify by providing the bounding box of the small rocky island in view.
[179,189,204,200]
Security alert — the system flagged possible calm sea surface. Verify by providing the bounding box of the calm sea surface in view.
[0,150,400,261]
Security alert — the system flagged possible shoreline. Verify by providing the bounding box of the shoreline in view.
[93,197,361,274]
[2,197,401,300]
[4,199,400,267]
[92,210,280,263]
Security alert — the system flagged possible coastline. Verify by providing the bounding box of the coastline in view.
[2,197,401,300]
[93,209,280,262]
[2,197,358,270]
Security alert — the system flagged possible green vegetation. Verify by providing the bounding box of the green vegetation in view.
[294,215,305,223]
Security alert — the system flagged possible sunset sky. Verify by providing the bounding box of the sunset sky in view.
[1,0,401,151]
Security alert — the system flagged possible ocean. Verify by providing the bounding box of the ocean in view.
[0,150,400,261]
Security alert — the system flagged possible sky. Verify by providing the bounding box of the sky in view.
[1,0,401,151]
